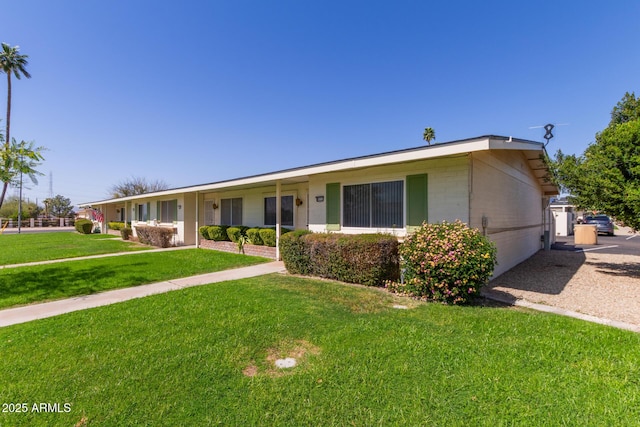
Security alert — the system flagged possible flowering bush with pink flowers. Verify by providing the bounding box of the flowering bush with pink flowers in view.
[386,220,496,304]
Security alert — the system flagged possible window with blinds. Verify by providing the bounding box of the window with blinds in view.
[159,200,177,223]
[343,180,403,228]
[264,195,294,226]
[221,198,242,226]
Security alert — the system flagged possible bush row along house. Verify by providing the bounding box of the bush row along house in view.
[81,135,558,277]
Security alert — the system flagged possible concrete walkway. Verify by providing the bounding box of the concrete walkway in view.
[0,261,286,328]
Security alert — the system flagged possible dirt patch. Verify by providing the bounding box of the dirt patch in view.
[243,339,321,378]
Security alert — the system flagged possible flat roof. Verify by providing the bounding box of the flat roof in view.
[81,135,557,205]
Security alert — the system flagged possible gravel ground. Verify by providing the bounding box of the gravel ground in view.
[484,230,640,328]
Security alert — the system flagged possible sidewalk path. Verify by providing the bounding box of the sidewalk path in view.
[0,261,286,328]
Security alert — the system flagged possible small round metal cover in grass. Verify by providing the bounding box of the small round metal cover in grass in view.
[275,358,297,368]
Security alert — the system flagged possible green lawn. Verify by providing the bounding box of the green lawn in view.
[0,249,268,309]
[1,274,638,426]
[0,232,150,265]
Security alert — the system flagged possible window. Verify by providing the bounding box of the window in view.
[159,199,177,223]
[343,181,403,228]
[136,203,149,222]
[221,198,242,226]
[264,195,294,226]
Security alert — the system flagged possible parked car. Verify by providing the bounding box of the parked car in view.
[584,215,614,236]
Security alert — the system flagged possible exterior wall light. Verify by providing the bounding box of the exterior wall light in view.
[315,196,324,203]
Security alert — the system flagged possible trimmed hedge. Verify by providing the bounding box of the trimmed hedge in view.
[121,227,133,240]
[246,228,263,245]
[279,230,313,274]
[207,225,229,241]
[199,226,210,240]
[226,226,249,243]
[199,225,291,247]
[279,232,400,286]
[108,221,125,231]
[75,219,94,234]
[135,226,175,248]
[258,228,277,247]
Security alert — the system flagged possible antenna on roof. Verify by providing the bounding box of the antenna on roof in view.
[529,123,569,147]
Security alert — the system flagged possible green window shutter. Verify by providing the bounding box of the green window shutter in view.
[173,199,178,223]
[157,201,161,221]
[146,202,151,222]
[326,182,341,231]
[406,174,428,230]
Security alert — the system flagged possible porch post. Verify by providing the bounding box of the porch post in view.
[101,204,107,234]
[195,191,200,248]
[276,180,281,260]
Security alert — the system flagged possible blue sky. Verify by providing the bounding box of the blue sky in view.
[3,1,639,207]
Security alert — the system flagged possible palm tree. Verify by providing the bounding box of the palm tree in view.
[0,43,31,208]
[423,127,435,145]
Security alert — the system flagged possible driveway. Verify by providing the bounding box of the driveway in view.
[484,227,640,330]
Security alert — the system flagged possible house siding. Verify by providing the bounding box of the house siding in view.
[308,156,469,234]
[470,150,545,277]
[201,183,308,230]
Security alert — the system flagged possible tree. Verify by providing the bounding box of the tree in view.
[43,194,74,217]
[548,92,640,230]
[109,176,169,198]
[0,43,31,209]
[0,195,40,219]
[610,92,639,125]
[423,127,435,145]
[0,138,45,209]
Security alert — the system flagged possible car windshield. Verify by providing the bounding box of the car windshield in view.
[586,216,609,221]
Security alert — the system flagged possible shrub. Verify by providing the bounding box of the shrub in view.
[386,220,497,305]
[259,228,277,247]
[108,221,125,231]
[207,225,229,241]
[199,226,210,240]
[246,228,263,245]
[121,227,133,240]
[75,219,93,234]
[226,227,245,243]
[279,230,313,274]
[279,232,399,286]
[135,226,175,248]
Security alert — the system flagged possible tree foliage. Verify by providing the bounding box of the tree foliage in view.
[0,196,41,220]
[44,194,74,217]
[0,138,45,209]
[0,43,31,210]
[548,92,640,230]
[610,92,640,125]
[109,176,169,198]
[423,127,435,145]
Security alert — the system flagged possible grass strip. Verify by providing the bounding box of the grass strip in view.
[0,249,267,309]
[0,274,639,426]
[0,232,149,266]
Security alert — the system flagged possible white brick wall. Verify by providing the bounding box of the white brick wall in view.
[470,151,545,276]
[308,156,470,233]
